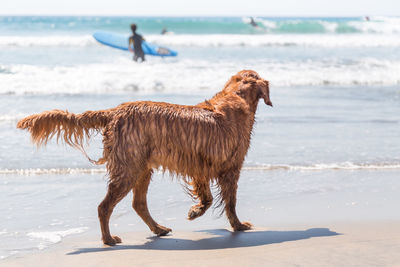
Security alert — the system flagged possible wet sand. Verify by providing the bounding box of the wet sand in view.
[3,221,400,266]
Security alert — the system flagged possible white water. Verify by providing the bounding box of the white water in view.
[1,34,400,48]
[27,227,88,249]
[1,57,399,96]
[2,161,400,176]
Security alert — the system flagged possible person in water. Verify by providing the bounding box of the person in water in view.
[128,24,145,62]
[249,17,258,27]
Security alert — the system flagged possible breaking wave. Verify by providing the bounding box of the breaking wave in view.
[1,57,399,95]
[1,33,400,48]
[251,16,400,34]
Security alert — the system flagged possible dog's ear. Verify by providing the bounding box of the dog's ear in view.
[257,79,272,106]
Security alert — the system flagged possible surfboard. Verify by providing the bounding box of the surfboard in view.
[93,31,178,57]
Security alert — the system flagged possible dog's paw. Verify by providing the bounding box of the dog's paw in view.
[103,235,122,246]
[187,205,206,220]
[112,235,122,243]
[233,221,253,232]
[153,225,172,236]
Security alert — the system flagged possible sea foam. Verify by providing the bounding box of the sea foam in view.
[1,34,400,48]
[27,227,88,248]
[2,162,400,176]
[1,57,399,95]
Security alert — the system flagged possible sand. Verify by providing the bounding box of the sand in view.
[2,221,400,267]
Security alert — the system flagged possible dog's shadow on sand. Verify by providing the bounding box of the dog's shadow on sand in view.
[68,228,340,255]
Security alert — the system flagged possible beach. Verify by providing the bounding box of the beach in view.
[1,169,400,265]
[0,16,400,265]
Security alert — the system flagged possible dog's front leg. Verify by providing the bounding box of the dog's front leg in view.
[218,170,252,231]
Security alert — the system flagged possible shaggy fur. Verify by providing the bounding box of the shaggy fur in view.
[17,70,272,245]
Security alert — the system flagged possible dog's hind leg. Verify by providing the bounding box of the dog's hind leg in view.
[187,177,213,220]
[132,169,172,236]
[218,169,252,231]
[98,177,133,246]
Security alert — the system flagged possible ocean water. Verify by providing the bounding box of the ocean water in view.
[0,16,399,259]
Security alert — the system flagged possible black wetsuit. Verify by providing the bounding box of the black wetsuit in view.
[129,33,145,62]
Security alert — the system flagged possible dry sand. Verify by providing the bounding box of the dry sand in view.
[2,221,400,266]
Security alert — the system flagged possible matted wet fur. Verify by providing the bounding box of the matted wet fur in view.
[17,70,272,245]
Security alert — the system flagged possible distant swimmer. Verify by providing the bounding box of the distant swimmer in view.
[365,16,370,21]
[128,24,145,62]
[249,17,259,27]
[161,27,174,35]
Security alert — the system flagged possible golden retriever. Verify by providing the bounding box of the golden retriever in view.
[17,70,272,245]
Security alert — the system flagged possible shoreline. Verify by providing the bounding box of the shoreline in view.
[1,168,400,263]
[2,221,400,266]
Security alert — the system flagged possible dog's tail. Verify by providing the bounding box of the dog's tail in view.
[17,109,112,164]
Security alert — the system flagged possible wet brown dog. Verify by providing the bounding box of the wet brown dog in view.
[17,70,272,245]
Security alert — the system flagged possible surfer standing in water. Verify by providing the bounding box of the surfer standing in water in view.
[129,24,145,62]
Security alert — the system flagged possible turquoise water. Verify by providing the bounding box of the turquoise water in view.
[1,16,399,35]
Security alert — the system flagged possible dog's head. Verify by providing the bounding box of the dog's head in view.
[229,70,272,107]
